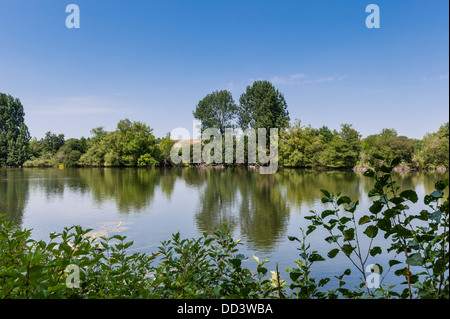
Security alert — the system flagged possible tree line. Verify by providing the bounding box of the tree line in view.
[1,86,449,170]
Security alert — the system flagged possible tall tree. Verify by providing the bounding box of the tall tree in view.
[42,131,65,154]
[238,80,290,131]
[331,124,362,167]
[0,93,31,166]
[193,90,238,134]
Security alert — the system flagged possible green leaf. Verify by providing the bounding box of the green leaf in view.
[406,253,423,266]
[230,258,242,268]
[327,249,340,259]
[235,253,246,260]
[337,196,351,206]
[389,197,405,205]
[435,179,449,191]
[384,208,400,219]
[321,210,336,219]
[339,216,352,224]
[380,165,392,173]
[343,228,355,241]
[318,277,330,287]
[341,244,355,256]
[400,190,418,203]
[358,215,371,225]
[309,253,325,262]
[369,201,384,214]
[424,194,435,205]
[325,235,341,243]
[390,157,401,167]
[392,224,412,237]
[213,285,221,295]
[289,269,301,282]
[389,259,402,267]
[369,246,382,257]
[407,239,419,250]
[123,241,134,249]
[430,190,444,199]
[320,189,331,198]
[59,242,72,255]
[372,153,384,160]
[344,201,359,214]
[368,188,381,197]
[363,169,376,178]
[306,225,316,235]
[363,225,378,238]
[394,267,408,277]
[428,210,442,223]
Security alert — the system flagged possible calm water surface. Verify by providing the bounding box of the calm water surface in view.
[1,167,448,291]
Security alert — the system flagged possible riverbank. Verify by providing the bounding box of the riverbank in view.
[5,162,449,172]
[353,163,449,173]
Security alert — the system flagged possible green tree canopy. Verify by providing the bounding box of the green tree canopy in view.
[78,119,160,167]
[361,128,416,165]
[331,124,362,168]
[416,122,449,168]
[238,80,290,131]
[42,131,65,154]
[193,90,238,134]
[0,93,31,166]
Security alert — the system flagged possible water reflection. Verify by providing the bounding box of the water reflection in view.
[193,169,291,251]
[0,169,30,226]
[76,168,165,214]
[0,167,448,253]
[275,169,363,207]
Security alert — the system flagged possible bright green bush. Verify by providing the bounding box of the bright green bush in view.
[0,219,275,299]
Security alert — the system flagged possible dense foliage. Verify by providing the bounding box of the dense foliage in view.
[0,93,31,166]
[238,80,290,131]
[279,121,362,168]
[193,90,238,134]
[1,157,448,299]
[1,89,448,170]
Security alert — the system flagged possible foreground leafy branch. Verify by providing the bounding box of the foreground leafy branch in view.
[296,154,449,299]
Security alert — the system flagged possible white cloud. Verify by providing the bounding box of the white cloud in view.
[421,73,449,82]
[270,73,346,85]
[271,73,306,85]
[224,73,345,93]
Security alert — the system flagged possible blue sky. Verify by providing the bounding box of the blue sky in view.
[0,0,448,139]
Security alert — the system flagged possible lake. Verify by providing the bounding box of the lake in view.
[1,167,448,292]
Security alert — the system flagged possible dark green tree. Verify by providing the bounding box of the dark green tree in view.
[238,80,290,131]
[58,138,88,167]
[193,90,238,134]
[42,131,65,154]
[362,128,416,165]
[331,124,362,167]
[0,93,31,166]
